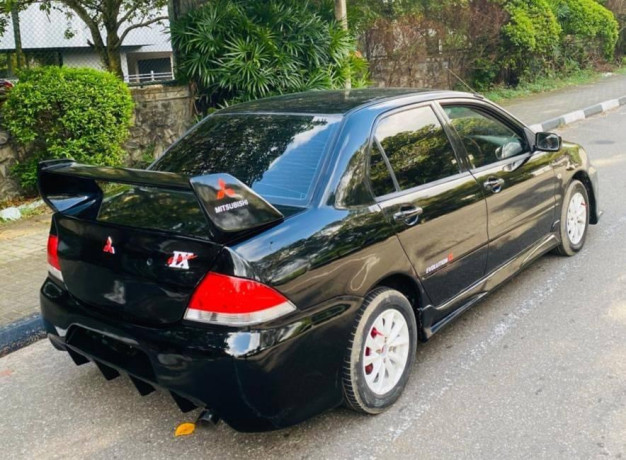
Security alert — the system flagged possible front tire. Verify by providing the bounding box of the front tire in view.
[342,287,417,414]
[555,179,589,256]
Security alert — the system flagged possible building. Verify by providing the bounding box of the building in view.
[0,3,173,83]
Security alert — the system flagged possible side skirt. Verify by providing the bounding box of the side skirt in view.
[420,233,559,339]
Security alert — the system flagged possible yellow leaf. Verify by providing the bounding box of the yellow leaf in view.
[174,422,196,437]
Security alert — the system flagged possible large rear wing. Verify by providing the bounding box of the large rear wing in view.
[37,159,284,239]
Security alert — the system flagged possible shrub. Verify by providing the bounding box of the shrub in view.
[3,67,134,194]
[171,0,368,111]
[548,0,619,60]
[501,0,562,83]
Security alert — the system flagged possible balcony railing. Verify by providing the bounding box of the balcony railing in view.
[125,71,174,84]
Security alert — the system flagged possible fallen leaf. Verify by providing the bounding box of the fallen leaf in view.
[174,422,196,437]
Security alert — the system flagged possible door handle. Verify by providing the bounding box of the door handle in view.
[393,205,423,225]
[483,177,505,193]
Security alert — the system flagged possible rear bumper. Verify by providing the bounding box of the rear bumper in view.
[41,278,361,432]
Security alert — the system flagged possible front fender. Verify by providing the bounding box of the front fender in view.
[552,141,601,224]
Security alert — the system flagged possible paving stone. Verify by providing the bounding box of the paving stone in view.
[0,215,50,327]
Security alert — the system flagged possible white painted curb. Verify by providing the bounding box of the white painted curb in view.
[533,96,626,132]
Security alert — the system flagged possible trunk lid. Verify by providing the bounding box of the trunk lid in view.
[55,215,221,325]
[39,160,284,325]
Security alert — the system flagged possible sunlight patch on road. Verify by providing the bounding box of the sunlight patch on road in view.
[385,258,579,446]
[591,155,626,168]
[375,215,626,451]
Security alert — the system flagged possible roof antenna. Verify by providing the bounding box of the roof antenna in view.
[447,67,479,95]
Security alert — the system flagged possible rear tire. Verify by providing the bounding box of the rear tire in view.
[555,180,589,256]
[342,287,417,414]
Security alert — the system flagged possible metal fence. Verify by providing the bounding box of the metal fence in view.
[0,2,175,85]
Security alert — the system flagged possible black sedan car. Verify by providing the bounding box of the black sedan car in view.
[38,89,600,432]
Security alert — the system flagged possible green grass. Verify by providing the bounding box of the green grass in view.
[482,68,619,103]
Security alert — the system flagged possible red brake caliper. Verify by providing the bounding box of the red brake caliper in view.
[365,327,383,375]
[365,346,373,374]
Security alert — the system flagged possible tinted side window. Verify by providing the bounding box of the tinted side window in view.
[443,105,529,168]
[375,106,459,190]
[369,142,396,197]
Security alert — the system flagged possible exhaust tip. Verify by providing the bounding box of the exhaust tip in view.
[197,408,221,426]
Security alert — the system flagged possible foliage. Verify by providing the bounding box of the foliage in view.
[0,0,168,76]
[548,0,619,59]
[483,68,599,101]
[501,0,562,83]
[3,67,134,193]
[503,0,561,55]
[603,0,626,56]
[348,0,620,91]
[171,0,368,111]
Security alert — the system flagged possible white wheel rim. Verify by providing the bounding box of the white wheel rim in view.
[566,191,587,246]
[362,309,410,395]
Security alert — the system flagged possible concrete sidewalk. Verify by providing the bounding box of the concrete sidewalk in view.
[0,214,50,325]
[0,72,625,355]
[0,213,50,355]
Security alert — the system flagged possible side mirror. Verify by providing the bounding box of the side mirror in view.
[535,132,561,152]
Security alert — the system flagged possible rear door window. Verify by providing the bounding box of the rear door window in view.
[151,114,341,206]
[368,141,397,197]
[374,106,460,190]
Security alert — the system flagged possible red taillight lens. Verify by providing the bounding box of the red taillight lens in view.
[47,235,63,281]
[185,272,295,326]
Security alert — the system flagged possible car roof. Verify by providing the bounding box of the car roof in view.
[219,88,477,116]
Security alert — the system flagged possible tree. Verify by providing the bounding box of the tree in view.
[1,0,169,77]
[172,0,367,111]
[334,0,350,88]
[1,0,25,70]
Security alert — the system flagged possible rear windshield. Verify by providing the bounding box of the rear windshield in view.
[151,113,342,206]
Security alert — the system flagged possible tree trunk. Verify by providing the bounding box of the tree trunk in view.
[58,0,123,78]
[10,4,25,71]
[334,0,348,30]
[86,26,123,78]
[107,48,123,78]
[334,0,351,89]
[106,31,124,78]
[168,0,180,80]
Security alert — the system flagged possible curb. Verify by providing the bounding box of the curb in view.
[0,313,45,358]
[528,96,626,132]
[1,93,626,359]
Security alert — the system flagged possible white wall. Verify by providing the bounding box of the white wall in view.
[61,49,129,78]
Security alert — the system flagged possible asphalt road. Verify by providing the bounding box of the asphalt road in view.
[1,107,626,459]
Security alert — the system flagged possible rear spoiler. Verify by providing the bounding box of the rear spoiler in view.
[37,159,284,237]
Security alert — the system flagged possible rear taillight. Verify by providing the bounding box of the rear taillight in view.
[47,235,63,282]
[184,272,295,326]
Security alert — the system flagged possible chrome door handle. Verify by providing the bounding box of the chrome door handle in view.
[393,205,423,225]
[483,177,505,193]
